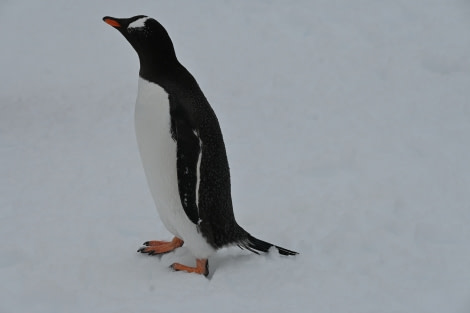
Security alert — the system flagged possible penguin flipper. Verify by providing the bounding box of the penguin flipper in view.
[174,117,201,225]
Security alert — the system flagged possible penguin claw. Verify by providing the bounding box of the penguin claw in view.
[137,246,161,255]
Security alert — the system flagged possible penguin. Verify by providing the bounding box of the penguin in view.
[103,15,298,276]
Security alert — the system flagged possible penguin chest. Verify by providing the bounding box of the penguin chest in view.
[134,77,182,235]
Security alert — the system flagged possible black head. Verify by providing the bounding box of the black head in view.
[103,15,178,77]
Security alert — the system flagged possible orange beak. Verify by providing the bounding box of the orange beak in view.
[103,17,121,28]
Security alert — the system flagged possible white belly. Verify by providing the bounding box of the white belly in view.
[134,77,215,258]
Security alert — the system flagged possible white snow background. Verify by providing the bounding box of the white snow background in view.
[1,1,470,312]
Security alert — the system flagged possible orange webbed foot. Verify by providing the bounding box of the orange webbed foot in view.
[138,237,184,255]
[170,258,209,276]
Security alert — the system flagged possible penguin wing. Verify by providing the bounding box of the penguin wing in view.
[174,116,201,225]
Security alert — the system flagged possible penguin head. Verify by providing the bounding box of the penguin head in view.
[103,15,178,74]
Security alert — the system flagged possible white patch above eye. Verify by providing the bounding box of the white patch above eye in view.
[128,17,149,30]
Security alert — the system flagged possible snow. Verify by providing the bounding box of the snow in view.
[1,1,470,312]
[128,16,149,30]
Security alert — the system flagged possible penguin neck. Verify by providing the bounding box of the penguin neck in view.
[138,58,180,87]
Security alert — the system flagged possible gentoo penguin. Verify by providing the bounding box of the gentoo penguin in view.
[103,15,298,276]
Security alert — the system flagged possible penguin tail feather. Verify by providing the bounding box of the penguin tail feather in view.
[239,234,298,256]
